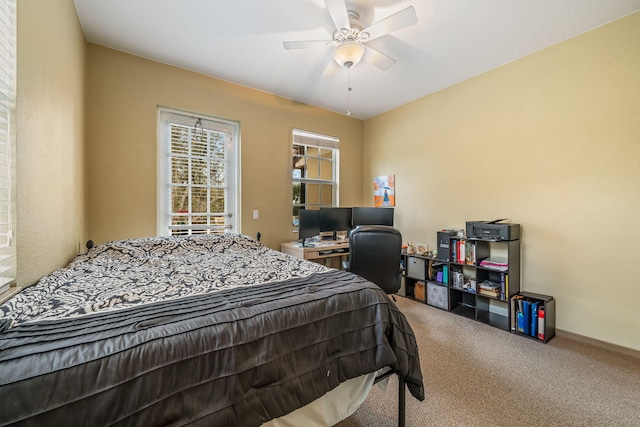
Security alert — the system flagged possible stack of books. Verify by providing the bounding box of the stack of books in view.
[478,280,500,297]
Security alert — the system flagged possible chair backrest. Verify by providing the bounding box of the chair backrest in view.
[348,225,403,294]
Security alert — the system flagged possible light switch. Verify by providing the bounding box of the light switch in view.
[253,210,259,219]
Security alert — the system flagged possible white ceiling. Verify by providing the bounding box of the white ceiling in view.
[73,0,640,120]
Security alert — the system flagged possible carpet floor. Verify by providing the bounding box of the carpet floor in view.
[335,296,640,427]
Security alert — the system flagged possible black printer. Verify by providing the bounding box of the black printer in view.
[466,220,520,241]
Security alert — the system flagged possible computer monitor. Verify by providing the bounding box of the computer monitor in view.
[298,209,320,247]
[319,207,352,240]
[352,207,394,227]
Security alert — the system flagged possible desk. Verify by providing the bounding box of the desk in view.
[281,241,349,268]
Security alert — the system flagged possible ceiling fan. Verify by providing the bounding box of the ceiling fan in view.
[283,0,418,78]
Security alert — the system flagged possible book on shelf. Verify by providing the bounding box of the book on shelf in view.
[451,240,456,263]
[466,242,476,265]
[530,301,539,337]
[464,242,470,264]
[505,274,509,299]
[517,312,525,333]
[516,298,525,333]
[523,300,531,335]
[537,307,545,340]
[511,295,524,331]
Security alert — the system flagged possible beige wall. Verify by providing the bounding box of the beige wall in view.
[17,0,636,350]
[16,0,87,286]
[364,12,640,350]
[86,45,363,251]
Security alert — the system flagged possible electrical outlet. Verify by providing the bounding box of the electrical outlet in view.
[253,210,259,219]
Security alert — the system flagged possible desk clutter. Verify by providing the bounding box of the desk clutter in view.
[291,240,343,248]
[296,206,394,247]
[400,220,555,343]
[288,206,396,270]
[280,240,350,271]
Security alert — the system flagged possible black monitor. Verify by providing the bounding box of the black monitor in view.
[352,207,394,227]
[319,207,352,240]
[298,209,320,247]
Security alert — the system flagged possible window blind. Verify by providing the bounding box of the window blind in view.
[158,108,239,236]
[0,0,16,293]
[293,128,339,150]
[167,122,228,234]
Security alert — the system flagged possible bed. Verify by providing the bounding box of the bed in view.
[0,234,424,426]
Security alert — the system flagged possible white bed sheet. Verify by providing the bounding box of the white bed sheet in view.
[263,372,378,427]
[264,367,394,427]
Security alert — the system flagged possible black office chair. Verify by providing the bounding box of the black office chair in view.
[342,225,403,300]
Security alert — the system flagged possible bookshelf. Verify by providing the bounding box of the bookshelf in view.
[401,252,431,300]
[401,223,553,343]
[511,291,556,343]
[447,237,521,331]
[401,251,453,314]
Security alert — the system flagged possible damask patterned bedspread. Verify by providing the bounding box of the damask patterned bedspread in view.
[0,234,327,329]
[0,234,424,426]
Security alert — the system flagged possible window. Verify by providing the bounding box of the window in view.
[0,0,16,294]
[292,129,339,226]
[157,108,239,236]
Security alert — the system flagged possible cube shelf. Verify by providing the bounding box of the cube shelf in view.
[400,222,554,343]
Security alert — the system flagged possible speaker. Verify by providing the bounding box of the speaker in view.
[437,231,456,261]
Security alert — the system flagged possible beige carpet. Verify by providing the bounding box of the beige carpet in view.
[336,296,640,427]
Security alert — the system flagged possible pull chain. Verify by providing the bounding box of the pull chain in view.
[347,68,352,116]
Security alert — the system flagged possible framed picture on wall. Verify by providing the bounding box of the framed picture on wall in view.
[374,174,395,207]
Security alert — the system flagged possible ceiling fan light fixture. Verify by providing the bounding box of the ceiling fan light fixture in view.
[332,41,365,68]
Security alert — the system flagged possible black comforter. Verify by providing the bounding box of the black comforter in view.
[0,235,423,426]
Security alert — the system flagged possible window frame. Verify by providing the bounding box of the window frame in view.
[157,107,240,236]
[0,0,16,296]
[291,129,340,227]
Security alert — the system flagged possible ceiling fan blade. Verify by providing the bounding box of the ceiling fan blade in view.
[283,40,333,50]
[321,60,339,79]
[325,0,350,31]
[364,46,396,71]
[360,6,418,41]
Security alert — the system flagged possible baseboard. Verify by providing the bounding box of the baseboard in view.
[556,329,640,359]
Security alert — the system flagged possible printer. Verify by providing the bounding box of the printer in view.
[466,220,520,241]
